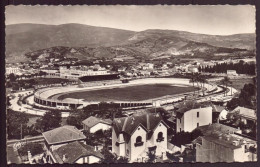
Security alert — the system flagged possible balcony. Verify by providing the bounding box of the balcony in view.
[156,137,164,142]
[134,142,144,147]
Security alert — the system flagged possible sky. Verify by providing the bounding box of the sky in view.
[5,5,255,35]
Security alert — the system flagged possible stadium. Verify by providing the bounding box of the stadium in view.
[33,77,219,110]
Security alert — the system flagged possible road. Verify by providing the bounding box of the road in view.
[9,90,69,117]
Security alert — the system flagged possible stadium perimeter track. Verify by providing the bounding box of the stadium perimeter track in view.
[33,78,217,110]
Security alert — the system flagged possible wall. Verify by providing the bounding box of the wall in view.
[196,138,234,162]
[112,128,120,155]
[150,122,168,156]
[75,156,101,164]
[176,116,184,133]
[183,107,212,132]
[90,123,111,133]
[130,125,147,161]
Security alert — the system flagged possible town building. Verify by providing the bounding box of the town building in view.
[212,105,228,122]
[42,125,86,152]
[230,106,256,124]
[227,70,238,76]
[51,141,104,164]
[176,107,213,133]
[6,67,20,75]
[195,132,257,162]
[59,66,109,79]
[82,116,112,133]
[187,66,199,73]
[112,113,169,162]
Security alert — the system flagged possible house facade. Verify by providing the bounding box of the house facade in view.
[196,133,257,162]
[176,107,213,132]
[112,113,169,162]
[230,106,256,124]
[82,116,112,133]
[51,141,104,164]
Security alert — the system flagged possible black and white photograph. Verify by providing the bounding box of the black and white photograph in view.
[5,5,257,164]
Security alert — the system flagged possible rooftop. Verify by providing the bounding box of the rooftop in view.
[196,123,242,136]
[231,106,256,120]
[52,141,104,163]
[113,112,168,142]
[202,132,256,150]
[82,116,112,128]
[42,125,86,145]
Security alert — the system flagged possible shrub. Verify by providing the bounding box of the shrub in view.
[18,143,44,157]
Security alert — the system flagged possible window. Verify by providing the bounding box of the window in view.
[156,132,164,142]
[134,136,144,147]
[197,123,199,127]
[136,136,142,143]
[197,112,199,118]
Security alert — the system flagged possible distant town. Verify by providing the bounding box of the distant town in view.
[6,54,257,164]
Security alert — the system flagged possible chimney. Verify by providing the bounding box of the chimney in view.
[146,114,150,130]
[94,146,98,151]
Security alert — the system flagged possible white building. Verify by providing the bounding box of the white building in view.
[112,113,169,162]
[196,132,257,162]
[59,66,109,79]
[230,106,256,124]
[51,141,104,164]
[6,67,20,75]
[227,70,238,76]
[176,107,213,133]
[82,116,112,133]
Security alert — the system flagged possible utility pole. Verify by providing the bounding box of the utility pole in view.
[20,124,23,140]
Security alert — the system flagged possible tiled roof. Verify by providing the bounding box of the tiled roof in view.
[196,123,241,136]
[82,116,112,128]
[52,141,104,163]
[42,125,86,145]
[231,106,256,120]
[113,112,168,142]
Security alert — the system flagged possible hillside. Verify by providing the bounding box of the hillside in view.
[5,23,256,63]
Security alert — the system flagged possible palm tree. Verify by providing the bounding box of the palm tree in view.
[220,76,232,96]
[198,76,208,96]
[189,74,196,95]
[194,73,202,95]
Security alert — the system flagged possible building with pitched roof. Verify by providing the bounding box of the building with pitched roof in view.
[112,112,169,162]
[51,141,104,164]
[230,106,256,124]
[82,116,112,133]
[196,132,257,162]
[42,125,86,151]
[212,105,228,121]
[176,107,213,133]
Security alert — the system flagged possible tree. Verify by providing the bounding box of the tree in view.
[197,75,208,96]
[35,110,62,132]
[220,76,232,96]
[100,147,117,163]
[189,74,196,95]
[9,73,16,82]
[147,146,156,163]
[7,109,29,139]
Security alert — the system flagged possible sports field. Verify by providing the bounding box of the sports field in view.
[57,84,197,102]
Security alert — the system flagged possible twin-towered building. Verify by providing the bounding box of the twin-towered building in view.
[112,113,169,162]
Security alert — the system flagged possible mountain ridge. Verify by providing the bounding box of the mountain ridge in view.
[6,23,256,63]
